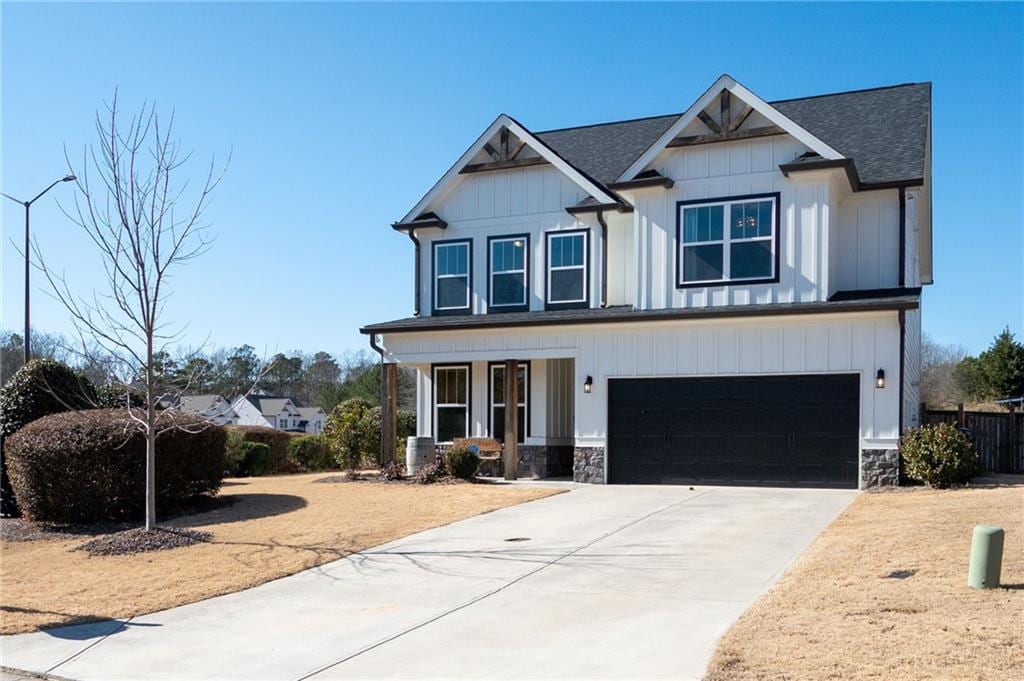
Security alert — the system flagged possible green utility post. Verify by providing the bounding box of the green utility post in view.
[967,525,1004,589]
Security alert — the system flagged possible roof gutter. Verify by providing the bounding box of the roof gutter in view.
[565,201,634,216]
[360,297,919,335]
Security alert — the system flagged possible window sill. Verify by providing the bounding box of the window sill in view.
[544,301,590,311]
[676,275,779,290]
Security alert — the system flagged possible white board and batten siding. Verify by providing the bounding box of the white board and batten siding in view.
[630,135,837,310]
[388,310,903,453]
[416,165,601,315]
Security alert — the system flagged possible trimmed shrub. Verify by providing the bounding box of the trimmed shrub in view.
[900,422,980,488]
[288,435,334,471]
[444,446,479,480]
[224,428,247,476]
[225,425,295,474]
[237,442,270,477]
[5,409,225,524]
[324,398,379,471]
[1,359,99,517]
[0,359,98,438]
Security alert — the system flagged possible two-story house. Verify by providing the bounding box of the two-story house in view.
[232,395,326,433]
[362,75,931,489]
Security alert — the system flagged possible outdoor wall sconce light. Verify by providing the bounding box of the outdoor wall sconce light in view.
[876,368,886,389]
[583,375,593,394]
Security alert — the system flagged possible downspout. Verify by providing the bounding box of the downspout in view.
[369,332,386,461]
[406,228,422,316]
[596,209,609,308]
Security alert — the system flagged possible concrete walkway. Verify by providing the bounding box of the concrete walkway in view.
[1,484,854,680]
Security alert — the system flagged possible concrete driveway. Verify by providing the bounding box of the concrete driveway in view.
[1,484,854,680]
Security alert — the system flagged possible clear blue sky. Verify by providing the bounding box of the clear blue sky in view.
[2,2,1021,358]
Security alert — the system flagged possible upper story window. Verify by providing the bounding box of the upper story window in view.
[488,235,529,311]
[677,193,779,287]
[546,230,588,309]
[433,240,472,314]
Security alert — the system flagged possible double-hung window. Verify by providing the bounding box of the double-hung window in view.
[490,363,528,444]
[546,230,588,307]
[434,365,470,443]
[678,194,778,286]
[433,240,471,314]
[488,235,528,311]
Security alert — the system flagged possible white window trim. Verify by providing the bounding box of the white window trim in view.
[433,364,470,444]
[489,236,528,308]
[434,241,471,311]
[490,363,529,443]
[546,231,588,304]
[678,196,777,286]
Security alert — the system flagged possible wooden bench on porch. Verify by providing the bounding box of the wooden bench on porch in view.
[453,437,503,462]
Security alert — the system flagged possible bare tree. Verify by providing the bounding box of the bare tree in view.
[921,333,969,408]
[35,92,227,530]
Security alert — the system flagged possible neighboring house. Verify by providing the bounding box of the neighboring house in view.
[362,75,931,490]
[167,394,239,426]
[232,395,325,433]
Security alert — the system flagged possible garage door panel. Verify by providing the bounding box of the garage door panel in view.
[608,374,859,488]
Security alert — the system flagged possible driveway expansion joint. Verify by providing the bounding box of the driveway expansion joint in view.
[296,489,714,680]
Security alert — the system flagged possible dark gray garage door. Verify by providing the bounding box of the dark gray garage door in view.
[608,374,859,488]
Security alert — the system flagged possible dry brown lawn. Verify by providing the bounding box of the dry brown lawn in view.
[0,473,560,635]
[706,478,1024,681]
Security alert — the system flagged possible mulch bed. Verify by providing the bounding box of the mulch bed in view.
[74,527,213,556]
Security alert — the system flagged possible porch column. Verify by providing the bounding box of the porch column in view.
[503,359,518,481]
[381,363,398,465]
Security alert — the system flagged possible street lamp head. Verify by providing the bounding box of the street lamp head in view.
[62,175,76,182]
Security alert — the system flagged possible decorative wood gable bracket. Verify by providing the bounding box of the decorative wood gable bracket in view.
[398,114,619,224]
[616,75,845,183]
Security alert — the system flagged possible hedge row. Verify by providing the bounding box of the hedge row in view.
[5,409,226,524]
[225,425,296,474]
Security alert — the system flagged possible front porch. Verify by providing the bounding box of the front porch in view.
[379,356,581,481]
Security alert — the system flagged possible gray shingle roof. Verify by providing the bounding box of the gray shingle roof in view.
[361,293,919,335]
[535,115,679,185]
[532,82,930,189]
[772,83,930,186]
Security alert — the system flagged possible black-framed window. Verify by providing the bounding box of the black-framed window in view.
[488,235,529,311]
[433,240,472,314]
[489,362,528,444]
[676,193,780,287]
[433,364,470,443]
[546,230,588,308]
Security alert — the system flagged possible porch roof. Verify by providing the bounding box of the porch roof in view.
[361,290,920,335]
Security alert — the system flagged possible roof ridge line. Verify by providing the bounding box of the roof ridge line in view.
[534,112,682,135]
[770,81,929,104]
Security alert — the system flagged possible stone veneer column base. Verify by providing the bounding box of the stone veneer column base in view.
[861,449,899,488]
[573,447,605,484]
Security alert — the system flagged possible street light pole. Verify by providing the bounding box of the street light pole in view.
[2,175,76,362]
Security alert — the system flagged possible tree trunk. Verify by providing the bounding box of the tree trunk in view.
[145,346,157,531]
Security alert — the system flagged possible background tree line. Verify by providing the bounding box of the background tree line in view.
[1,330,415,412]
[922,327,1024,408]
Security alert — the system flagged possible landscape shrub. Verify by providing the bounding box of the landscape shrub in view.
[5,409,225,524]
[444,446,479,480]
[0,359,100,517]
[237,442,271,477]
[223,428,247,476]
[225,425,295,474]
[414,460,446,485]
[0,359,99,438]
[288,435,334,471]
[324,398,379,471]
[900,422,980,488]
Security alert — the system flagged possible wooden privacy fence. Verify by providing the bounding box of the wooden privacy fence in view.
[922,404,1023,474]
